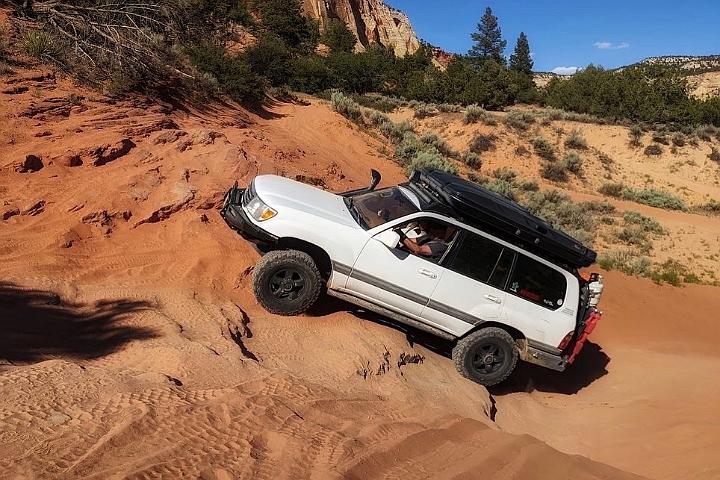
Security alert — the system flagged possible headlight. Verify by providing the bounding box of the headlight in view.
[244,196,277,222]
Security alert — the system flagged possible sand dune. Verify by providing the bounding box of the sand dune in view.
[1,66,718,479]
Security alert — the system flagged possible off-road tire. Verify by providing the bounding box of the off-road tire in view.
[452,327,519,386]
[253,249,322,316]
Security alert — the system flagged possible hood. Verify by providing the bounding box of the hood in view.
[253,175,359,228]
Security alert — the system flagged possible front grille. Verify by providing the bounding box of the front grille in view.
[242,182,256,206]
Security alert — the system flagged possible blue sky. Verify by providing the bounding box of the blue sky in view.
[385,0,720,73]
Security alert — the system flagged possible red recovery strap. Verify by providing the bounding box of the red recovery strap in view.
[567,310,602,364]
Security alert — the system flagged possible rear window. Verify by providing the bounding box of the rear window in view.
[508,255,567,310]
[445,232,514,289]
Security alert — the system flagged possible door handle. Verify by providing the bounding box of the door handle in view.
[418,268,438,279]
[484,294,502,304]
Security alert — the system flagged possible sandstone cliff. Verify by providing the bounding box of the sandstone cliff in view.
[302,0,420,57]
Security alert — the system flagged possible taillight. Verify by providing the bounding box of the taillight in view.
[558,331,574,351]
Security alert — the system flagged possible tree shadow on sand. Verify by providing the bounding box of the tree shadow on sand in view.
[0,283,158,364]
[308,295,610,395]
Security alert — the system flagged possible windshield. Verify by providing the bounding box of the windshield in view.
[348,187,419,229]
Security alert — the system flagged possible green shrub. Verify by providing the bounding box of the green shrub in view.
[188,43,264,102]
[597,250,652,276]
[580,200,616,214]
[644,144,663,156]
[617,226,652,252]
[694,199,720,215]
[531,137,556,161]
[379,120,414,144]
[708,148,720,163]
[366,110,390,127]
[438,103,462,113]
[696,125,718,142]
[461,151,482,169]
[652,133,669,145]
[414,103,437,119]
[354,93,402,113]
[469,133,497,154]
[484,179,517,201]
[626,188,686,210]
[598,152,614,167]
[671,133,686,147]
[322,18,357,53]
[562,152,583,175]
[522,190,596,246]
[492,167,517,183]
[419,132,457,158]
[514,145,530,157]
[629,125,643,147]
[518,180,540,192]
[505,110,535,130]
[622,211,667,235]
[565,129,588,150]
[650,260,688,286]
[331,91,363,123]
[406,150,458,175]
[599,182,625,198]
[464,105,496,124]
[24,31,61,59]
[540,162,568,182]
[0,26,7,60]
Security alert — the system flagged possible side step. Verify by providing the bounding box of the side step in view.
[325,289,456,341]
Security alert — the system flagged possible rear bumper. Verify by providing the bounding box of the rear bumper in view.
[220,187,278,245]
[521,344,567,372]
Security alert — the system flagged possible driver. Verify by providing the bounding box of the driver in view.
[397,221,454,258]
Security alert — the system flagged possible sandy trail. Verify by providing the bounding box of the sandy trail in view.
[1,66,718,479]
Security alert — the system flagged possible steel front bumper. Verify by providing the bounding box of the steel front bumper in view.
[220,187,278,244]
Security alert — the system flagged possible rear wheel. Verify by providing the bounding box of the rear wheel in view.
[452,327,519,386]
[253,250,322,316]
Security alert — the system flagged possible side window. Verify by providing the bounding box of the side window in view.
[507,255,567,310]
[445,232,513,288]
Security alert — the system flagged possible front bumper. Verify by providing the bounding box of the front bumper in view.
[220,186,278,245]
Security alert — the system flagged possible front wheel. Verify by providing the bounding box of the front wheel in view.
[452,327,519,386]
[253,249,322,316]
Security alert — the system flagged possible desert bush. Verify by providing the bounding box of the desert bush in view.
[514,145,530,157]
[625,188,686,210]
[598,182,625,198]
[355,93,402,113]
[492,167,517,183]
[580,200,616,214]
[366,110,390,127]
[331,91,363,123]
[438,103,462,113]
[379,120,414,144]
[565,129,588,150]
[671,132,686,147]
[650,260,688,286]
[469,133,497,154]
[531,137,556,161]
[652,133,669,145]
[562,152,583,175]
[708,148,720,163]
[464,105,496,125]
[540,162,568,182]
[597,250,652,276]
[617,226,652,252]
[0,26,8,59]
[188,43,264,102]
[518,180,540,192]
[623,211,667,235]
[696,125,718,142]
[414,103,437,119]
[24,30,61,59]
[644,144,663,156]
[522,190,596,246]
[461,151,482,169]
[419,132,457,158]
[598,152,614,167]
[628,125,643,147]
[406,150,458,175]
[694,200,720,215]
[484,179,517,201]
[505,110,535,130]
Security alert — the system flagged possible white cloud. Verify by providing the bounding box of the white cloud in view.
[594,41,630,50]
[551,66,578,76]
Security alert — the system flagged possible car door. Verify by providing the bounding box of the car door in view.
[421,230,515,336]
[501,253,573,347]
[344,221,445,318]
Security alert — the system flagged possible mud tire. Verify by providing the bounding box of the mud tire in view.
[253,249,322,316]
[452,327,519,386]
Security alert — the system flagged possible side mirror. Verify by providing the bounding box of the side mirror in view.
[369,169,381,191]
[375,229,400,249]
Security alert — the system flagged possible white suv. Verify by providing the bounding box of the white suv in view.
[221,170,604,386]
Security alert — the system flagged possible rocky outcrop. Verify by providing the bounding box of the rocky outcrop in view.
[302,0,420,57]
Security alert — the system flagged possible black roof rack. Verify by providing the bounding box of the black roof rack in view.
[404,169,597,269]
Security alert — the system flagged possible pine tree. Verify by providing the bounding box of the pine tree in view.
[323,18,357,53]
[509,32,533,75]
[468,7,506,64]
